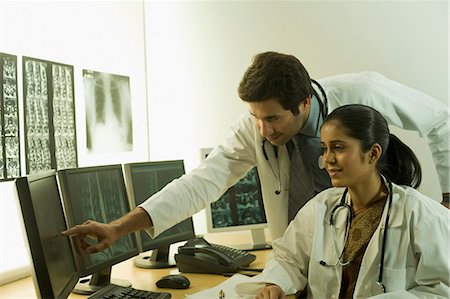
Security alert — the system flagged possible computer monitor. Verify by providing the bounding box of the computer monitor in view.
[123,160,196,269]
[57,164,139,295]
[205,166,271,251]
[15,170,79,299]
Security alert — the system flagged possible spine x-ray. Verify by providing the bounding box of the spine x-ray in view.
[23,57,77,174]
[0,53,21,179]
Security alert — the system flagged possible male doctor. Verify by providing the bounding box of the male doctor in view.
[63,52,449,254]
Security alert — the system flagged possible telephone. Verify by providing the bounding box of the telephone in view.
[174,237,257,275]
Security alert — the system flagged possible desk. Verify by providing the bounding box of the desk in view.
[0,250,276,299]
[0,234,295,299]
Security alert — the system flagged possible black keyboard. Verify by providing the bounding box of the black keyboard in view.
[87,284,171,299]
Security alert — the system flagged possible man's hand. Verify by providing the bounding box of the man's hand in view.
[62,220,119,255]
[61,207,153,256]
[255,284,287,299]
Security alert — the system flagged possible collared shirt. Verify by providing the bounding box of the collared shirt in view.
[289,95,331,199]
[299,94,323,138]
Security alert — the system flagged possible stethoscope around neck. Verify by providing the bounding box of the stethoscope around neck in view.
[262,79,328,195]
[319,179,393,295]
[261,139,287,195]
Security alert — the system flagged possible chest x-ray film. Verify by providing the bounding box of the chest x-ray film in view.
[83,70,133,153]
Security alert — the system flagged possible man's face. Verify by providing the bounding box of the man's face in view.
[248,98,310,146]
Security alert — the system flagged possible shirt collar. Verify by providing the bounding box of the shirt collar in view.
[299,94,323,137]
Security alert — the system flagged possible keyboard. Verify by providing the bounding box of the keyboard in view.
[87,284,171,299]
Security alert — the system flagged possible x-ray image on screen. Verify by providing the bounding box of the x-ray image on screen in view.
[210,193,233,227]
[210,167,267,228]
[83,70,133,153]
[58,165,138,294]
[66,170,135,266]
[206,165,271,250]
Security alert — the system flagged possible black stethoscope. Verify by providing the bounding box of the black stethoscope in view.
[261,139,284,195]
[262,79,329,195]
[320,179,393,295]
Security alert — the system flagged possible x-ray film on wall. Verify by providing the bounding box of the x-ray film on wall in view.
[83,70,133,153]
[23,56,77,174]
[0,53,21,179]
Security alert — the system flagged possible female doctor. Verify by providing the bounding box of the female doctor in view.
[236,104,450,298]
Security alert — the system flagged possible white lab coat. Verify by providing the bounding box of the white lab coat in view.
[235,183,450,298]
[141,71,449,240]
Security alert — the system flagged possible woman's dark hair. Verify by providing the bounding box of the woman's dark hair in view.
[322,104,422,188]
[238,51,312,115]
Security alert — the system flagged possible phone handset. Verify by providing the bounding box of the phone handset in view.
[178,242,235,266]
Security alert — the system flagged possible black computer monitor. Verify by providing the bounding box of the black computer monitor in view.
[123,160,196,269]
[15,170,79,299]
[205,166,272,250]
[57,165,139,295]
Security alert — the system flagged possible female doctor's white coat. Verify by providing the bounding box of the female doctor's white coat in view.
[141,71,449,241]
[235,183,450,298]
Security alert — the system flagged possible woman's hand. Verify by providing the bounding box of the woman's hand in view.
[255,284,287,299]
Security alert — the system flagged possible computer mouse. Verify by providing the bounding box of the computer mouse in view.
[156,274,190,289]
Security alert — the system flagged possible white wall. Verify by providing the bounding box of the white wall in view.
[0,0,148,283]
[0,0,447,280]
[144,1,448,234]
[1,0,149,166]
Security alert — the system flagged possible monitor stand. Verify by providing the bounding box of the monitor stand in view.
[133,245,176,269]
[230,228,272,251]
[72,266,131,295]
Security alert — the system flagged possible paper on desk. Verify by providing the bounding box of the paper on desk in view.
[184,273,264,299]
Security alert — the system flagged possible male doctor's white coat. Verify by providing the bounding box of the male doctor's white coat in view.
[235,183,450,298]
[141,71,449,241]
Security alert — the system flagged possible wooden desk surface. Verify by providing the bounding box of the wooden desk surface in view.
[0,233,294,298]
[0,250,270,299]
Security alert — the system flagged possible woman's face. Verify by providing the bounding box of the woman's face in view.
[320,120,374,188]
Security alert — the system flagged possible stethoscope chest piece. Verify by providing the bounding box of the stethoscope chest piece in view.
[371,281,385,295]
[318,155,324,169]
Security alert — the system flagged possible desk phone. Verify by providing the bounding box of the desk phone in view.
[175,237,257,275]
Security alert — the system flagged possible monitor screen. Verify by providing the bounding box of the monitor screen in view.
[124,160,195,269]
[15,170,79,299]
[57,165,139,294]
[205,166,271,250]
